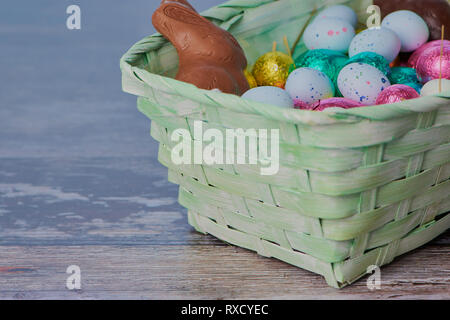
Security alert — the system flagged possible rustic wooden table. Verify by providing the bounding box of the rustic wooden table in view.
[0,0,449,300]
[0,158,448,299]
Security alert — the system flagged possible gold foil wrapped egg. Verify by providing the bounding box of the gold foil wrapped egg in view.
[244,69,258,89]
[252,51,294,88]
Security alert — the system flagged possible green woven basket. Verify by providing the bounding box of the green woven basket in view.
[121,0,450,288]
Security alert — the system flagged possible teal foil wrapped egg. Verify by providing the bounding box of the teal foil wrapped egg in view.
[345,52,391,76]
[295,49,348,96]
[388,67,420,85]
[403,82,422,94]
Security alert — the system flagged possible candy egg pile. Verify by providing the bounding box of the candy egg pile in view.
[241,4,449,111]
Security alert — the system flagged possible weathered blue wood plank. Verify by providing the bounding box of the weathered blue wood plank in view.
[0,157,225,246]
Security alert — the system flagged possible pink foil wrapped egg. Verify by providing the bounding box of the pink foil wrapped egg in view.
[308,97,364,111]
[408,40,450,68]
[293,99,310,109]
[375,84,420,105]
[416,45,450,83]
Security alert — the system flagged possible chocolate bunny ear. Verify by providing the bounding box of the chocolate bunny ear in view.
[162,5,210,26]
[160,0,197,12]
[153,0,249,95]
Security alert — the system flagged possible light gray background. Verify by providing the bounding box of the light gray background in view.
[0,0,223,158]
[0,1,223,245]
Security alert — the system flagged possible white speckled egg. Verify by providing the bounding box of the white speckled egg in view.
[316,5,358,27]
[421,79,450,96]
[241,86,293,108]
[337,63,391,105]
[349,27,401,62]
[285,67,335,104]
[382,10,429,52]
[303,18,355,53]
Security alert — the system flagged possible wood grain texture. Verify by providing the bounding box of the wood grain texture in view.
[0,157,449,299]
[0,240,448,300]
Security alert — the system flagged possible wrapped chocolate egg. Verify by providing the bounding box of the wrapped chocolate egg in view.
[295,49,348,78]
[421,79,450,96]
[244,69,258,89]
[308,97,364,111]
[345,52,391,76]
[303,18,355,53]
[241,86,293,108]
[382,10,430,52]
[375,84,420,104]
[285,67,335,105]
[295,49,348,94]
[315,5,358,27]
[349,27,401,62]
[408,40,450,68]
[252,51,294,88]
[293,99,310,110]
[338,63,391,105]
[416,45,450,83]
[388,67,420,85]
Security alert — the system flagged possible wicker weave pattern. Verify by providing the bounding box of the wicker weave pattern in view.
[121,0,450,288]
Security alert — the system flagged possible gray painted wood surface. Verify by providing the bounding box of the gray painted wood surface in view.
[1,241,449,300]
[0,0,449,299]
[0,157,448,299]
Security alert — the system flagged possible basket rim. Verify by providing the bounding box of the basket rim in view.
[120,0,450,125]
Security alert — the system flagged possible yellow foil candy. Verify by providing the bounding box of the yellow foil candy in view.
[244,69,258,89]
[252,51,294,88]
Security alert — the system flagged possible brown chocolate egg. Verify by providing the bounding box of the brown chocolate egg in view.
[374,0,450,40]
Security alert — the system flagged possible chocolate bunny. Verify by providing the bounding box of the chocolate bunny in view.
[152,0,249,95]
